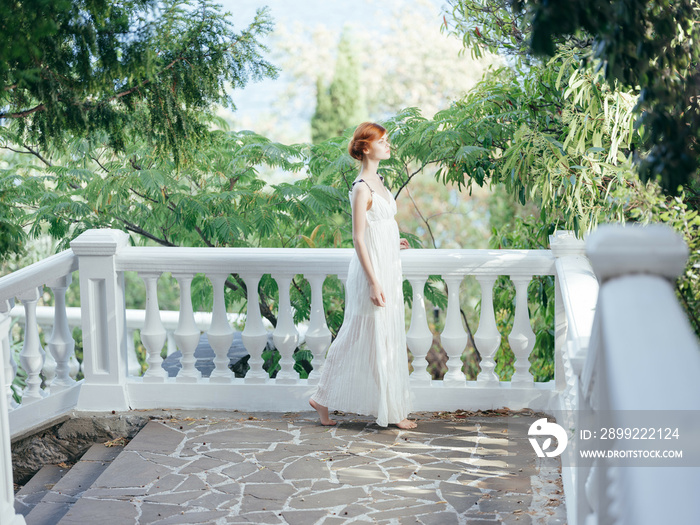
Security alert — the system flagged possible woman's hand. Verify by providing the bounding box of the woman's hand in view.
[370,283,386,307]
[399,238,410,250]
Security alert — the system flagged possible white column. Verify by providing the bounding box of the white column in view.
[0,329,26,524]
[441,276,468,384]
[18,287,46,404]
[139,272,167,382]
[172,273,201,383]
[0,301,16,409]
[509,276,536,384]
[406,277,432,385]
[272,273,299,384]
[304,274,331,384]
[70,229,130,411]
[241,274,268,383]
[474,276,501,383]
[207,274,234,383]
[45,275,76,392]
[38,323,56,391]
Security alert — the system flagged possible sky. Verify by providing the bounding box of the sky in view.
[215,0,450,139]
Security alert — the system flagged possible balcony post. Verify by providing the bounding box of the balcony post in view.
[0,301,16,409]
[0,339,26,524]
[70,229,131,411]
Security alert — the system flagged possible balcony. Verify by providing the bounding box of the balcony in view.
[1,225,699,524]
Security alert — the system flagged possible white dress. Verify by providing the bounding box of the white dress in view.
[311,181,412,426]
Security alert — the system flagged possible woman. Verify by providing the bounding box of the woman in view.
[309,122,416,429]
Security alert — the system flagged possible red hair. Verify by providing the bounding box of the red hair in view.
[348,122,386,161]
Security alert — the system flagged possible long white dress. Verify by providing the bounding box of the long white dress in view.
[311,181,412,427]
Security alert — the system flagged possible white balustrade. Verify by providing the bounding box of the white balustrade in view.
[241,273,269,383]
[45,275,76,392]
[509,276,536,384]
[473,276,500,383]
[304,274,332,384]
[139,272,167,382]
[441,276,468,384]
[0,302,16,409]
[172,273,202,382]
[39,322,56,390]
[406,277,432,384]
[272,274,300,384]
[17,287,46,404]
[207,273,234,383]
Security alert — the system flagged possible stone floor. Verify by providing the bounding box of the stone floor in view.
[55,409,567,524]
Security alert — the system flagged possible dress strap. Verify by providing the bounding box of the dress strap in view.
[352,178,374,193]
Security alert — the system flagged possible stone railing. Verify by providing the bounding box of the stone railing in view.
[568,225,700,525]
[2,225,697,525]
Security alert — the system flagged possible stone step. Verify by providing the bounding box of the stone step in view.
[14,464,70,516]
[22,443,124,525]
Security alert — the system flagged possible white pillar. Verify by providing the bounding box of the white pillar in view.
[139,272,167,382]
[45,274,76,392]
[0,333,26,524]
[272,274,299,384]
[70,229,130,411]
[241,274,268,384]
[508,276,536,384]
[474,276,500,383]
[18,287,45,404]
[172,273,202,383]
[0,302,16,409]
[304,274,331,384]
[207,274,234,383]
[441,276,468,384]
[406,277,432,385]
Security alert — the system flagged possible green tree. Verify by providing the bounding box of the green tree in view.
[0,0,277,260]
[310,30,364,143]
[509,0,700,194]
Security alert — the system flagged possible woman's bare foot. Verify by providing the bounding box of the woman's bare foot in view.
[309,398,337,426]
[396,418,417,429]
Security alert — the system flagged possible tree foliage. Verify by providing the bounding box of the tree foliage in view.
[509,0,700,194]
[0,0,277,164]
[310,30,364,143]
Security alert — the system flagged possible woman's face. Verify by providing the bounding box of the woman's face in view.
[364,133,391,161]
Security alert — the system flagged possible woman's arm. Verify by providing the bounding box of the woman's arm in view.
[351,184,386,307]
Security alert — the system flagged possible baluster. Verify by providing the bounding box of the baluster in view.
[172,274,201,382]
[18,287,46,403]
[241,274,268,383]
[0,301,16,408]
[39,323,56,390]
[441,276,468,384]
[139,272,167,382]
[207,274,234,383]
[509,276,536,384]
[126,328,141,377]
[305,274,331,384]
[474,276,501,383]
[406,277,432,385]
[272,274,299,384]
[45,275,76,391]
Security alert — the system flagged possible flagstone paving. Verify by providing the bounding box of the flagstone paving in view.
[57,409,567,524]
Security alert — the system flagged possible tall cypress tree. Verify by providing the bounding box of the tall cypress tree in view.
[310,30,364,143]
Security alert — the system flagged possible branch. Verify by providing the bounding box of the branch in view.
[118,218,175,246]
[0,103,46,119]
[405,185,438,249]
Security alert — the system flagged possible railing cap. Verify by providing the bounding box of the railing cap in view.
[586,224,689,282]
[70,229,130,256]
